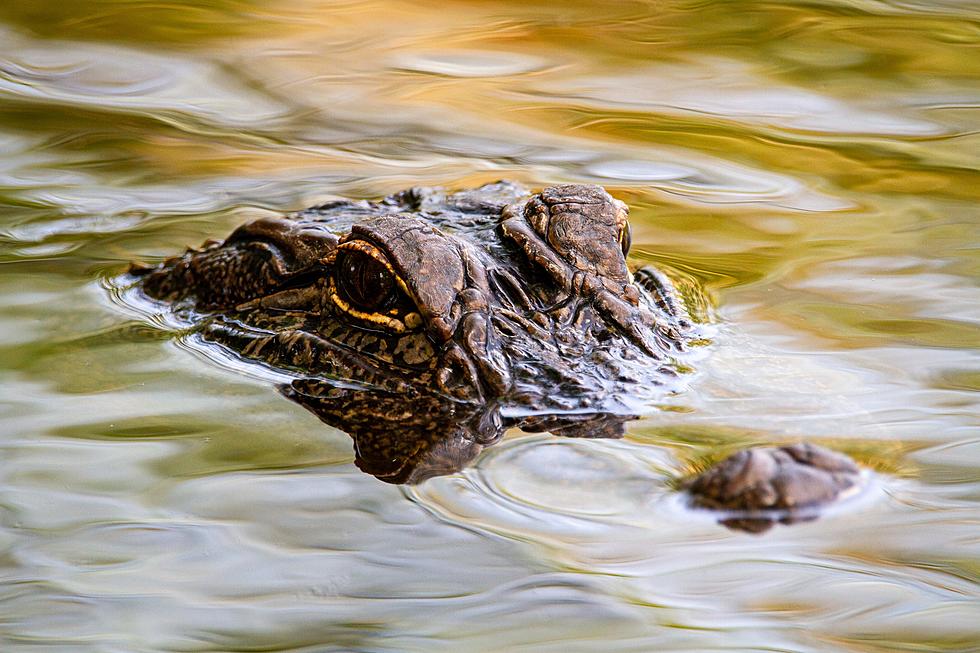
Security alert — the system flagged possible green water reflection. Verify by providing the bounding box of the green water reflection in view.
[1,1,978,651]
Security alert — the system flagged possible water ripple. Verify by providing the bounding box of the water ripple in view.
[535,58,946,137]
[0,25,293,129]
[395,50,548,77]
[1,1,978,650]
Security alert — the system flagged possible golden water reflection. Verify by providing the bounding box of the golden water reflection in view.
[0,1,978,651]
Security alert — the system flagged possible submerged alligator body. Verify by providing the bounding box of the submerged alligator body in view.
[129,182,862,531]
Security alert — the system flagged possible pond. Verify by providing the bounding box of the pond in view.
[1,1,978,651]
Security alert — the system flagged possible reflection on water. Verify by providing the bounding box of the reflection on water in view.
[1,0,978,651]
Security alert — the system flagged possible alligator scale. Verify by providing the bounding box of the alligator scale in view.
[129,182,862,531]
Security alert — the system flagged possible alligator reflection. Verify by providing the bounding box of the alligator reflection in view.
[281,379,631,485]
[716,515,815,535]
[281,380,860,534]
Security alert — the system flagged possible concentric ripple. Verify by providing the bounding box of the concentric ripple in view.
[408,434,888,545]
[408,435,689,542]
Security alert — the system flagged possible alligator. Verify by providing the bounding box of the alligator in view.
[128,181,862,531]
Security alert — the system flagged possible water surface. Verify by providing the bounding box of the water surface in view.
[1,1,978,651]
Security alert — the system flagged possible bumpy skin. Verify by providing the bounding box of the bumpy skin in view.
[131,182,861,526]
[133,182,688,410]
[685,443,863,533]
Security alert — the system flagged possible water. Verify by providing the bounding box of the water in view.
[1,1,978,651]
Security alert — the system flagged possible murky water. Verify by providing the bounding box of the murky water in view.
[1,1,978,651]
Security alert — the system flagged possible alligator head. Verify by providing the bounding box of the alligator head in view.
[132,182,694,412]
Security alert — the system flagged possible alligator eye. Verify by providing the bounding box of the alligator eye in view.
[335,248,395,311]
[619,220,632,258]
[327,240,421,334]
